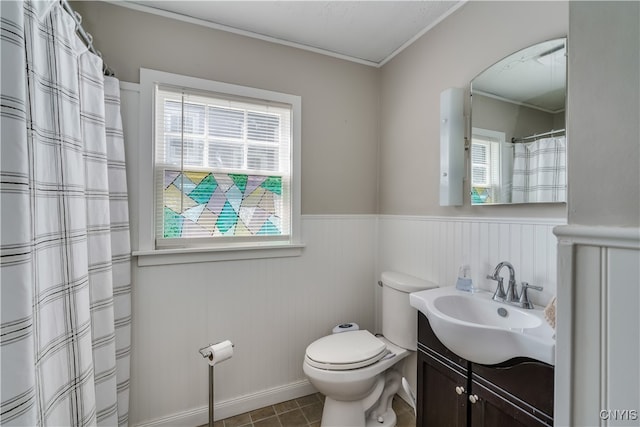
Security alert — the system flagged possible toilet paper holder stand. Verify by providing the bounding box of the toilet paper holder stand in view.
[198,343,214,360]
[199,342,235,427]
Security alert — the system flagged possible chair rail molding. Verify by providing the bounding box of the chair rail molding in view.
[553,224,640,427]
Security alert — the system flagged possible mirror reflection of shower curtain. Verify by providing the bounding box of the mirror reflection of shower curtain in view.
[512,136,567,203]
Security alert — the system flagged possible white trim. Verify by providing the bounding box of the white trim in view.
[139,71,155,251]
[378,0,468,67]
[105,0,466,68]
[302,214,378,221]
[133,379,316,427]
[554,240,574,427]
[106,0,379,68]
[132,214,567,265]
[553,226,640,426]
[133,243,305,266]
[138,68,302,256]
[132,215,379,266]
[378,214,566,226]
[553,224,640,249]
[473,89,565,115]
[119,81,140,92]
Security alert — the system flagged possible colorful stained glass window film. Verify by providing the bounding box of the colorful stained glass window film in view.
[162,170,284,238]
[471,187,492,204]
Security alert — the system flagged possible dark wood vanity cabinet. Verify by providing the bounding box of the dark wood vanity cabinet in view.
[417,346,468,426]
[417,312,554,427]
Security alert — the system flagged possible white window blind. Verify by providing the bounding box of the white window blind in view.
[472,133,502,186]
[154,85,292,247]
[471,140,490,187]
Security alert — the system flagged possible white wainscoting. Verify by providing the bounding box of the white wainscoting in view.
[129,213,567,426]
[129,215,378,426]
[377,215,564,312]
[376,215,564,401]
[554,225,640,427]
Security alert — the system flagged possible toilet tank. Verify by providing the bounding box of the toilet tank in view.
[381,271,438,351]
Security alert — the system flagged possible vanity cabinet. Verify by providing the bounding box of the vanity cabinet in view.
[417,342,468,426]
[417,312,554,427]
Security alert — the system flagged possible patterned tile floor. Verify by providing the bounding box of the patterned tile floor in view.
[202,393,415,427]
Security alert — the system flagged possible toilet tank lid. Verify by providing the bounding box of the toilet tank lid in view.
[381,272,438,293]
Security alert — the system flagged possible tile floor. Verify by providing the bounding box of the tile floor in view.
[202,393,415,427]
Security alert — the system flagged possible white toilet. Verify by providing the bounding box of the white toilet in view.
[303,271,437,427]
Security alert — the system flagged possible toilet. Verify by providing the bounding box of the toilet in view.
[303,271,437,427]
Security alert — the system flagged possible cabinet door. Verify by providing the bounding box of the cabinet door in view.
[470,379,552,427]
[417,350,468,427]
[472,360,554,419]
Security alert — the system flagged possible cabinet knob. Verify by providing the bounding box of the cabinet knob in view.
[455,386,465,395]
[469,394,479,404]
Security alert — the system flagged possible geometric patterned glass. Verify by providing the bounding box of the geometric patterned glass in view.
[471,186,493,204]
[163,170,284,238]
[154,85,293,245]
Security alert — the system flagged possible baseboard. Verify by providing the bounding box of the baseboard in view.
[134,379,317,427]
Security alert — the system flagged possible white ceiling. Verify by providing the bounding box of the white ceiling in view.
[123,1,465,66]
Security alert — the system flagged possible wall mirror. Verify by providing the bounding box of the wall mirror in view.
[470,38,567,205]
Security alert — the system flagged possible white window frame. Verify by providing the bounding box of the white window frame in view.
[134,69,303,265]
[471,128,506,204]
[471,140,491,188]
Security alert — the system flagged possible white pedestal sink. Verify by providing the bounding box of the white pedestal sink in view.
[410,286,555,365]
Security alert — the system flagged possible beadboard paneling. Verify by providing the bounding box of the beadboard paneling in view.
[130,214,566,426]
[554,226,640,427]
[129,215,377,426]
[375,215,564,408]
[377,216,563,311]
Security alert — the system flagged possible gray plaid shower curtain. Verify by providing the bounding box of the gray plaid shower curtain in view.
[1,1,131,425]
[511,136,567,203]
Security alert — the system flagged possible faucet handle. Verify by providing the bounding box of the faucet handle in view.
[518,282,543,309]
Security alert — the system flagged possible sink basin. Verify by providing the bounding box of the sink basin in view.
[432,294,542,329]
[410,286,555,365]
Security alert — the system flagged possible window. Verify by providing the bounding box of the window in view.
[471,140,490,187]
[137,69,302,263]
[470,128,505,204]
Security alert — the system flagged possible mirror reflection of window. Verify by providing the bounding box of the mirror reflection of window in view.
[469,37,567,205]
[471,129,507,204]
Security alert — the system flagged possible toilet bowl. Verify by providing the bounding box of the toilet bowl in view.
[304,332,409,426]
[303,272,437,427]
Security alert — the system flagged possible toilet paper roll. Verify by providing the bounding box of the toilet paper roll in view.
[332,323,359,334]
[205,340,234,366]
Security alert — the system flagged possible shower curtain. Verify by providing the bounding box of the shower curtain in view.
[511,136,567,203]
[1,1,131,425]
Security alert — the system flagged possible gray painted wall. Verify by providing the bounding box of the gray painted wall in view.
[75,1,576,219]
[72,1,381,215]
[76,1,639,224]
[568,1,639,227]
[379,1,568,216]
[472,94,558,144]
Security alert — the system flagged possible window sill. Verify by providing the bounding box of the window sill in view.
[132,242,305,266]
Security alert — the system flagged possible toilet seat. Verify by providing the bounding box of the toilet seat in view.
[305,330,388,371]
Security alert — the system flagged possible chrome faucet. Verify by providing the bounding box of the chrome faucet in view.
[486,261,518,303]
[487,262,544,309]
